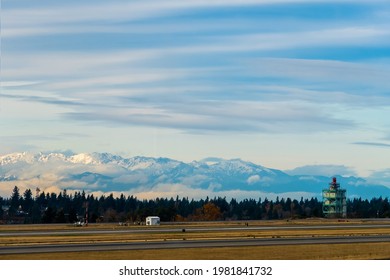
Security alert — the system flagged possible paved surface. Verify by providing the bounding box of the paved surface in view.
[1,234,390,255]
[1,223,390,255]
[1,223,390,237]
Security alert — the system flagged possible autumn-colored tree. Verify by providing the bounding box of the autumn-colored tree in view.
[193,202,222,221]
[204,202,222,220]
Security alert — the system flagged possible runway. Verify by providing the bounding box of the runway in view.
[1,223,390,237]
[1,222,390,256]
[1,234,390,255]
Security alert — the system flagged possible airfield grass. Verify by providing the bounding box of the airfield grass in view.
[1,227,390,246]
[1,219,390,260]
[0,218,382,232]
[1,243,390,260]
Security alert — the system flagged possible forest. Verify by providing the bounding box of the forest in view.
[0,186,389,224]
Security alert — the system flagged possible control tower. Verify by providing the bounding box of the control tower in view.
[322,177,347,218]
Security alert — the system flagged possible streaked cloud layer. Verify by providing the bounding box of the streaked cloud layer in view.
[1,0,390,177]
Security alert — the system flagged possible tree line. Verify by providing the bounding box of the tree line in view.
[0,186,389,224]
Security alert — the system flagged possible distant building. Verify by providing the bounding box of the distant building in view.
[322,177,347,218]
[145,216,160,226]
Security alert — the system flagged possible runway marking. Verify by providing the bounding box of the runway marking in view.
[1,224,390,237]
[1,235,390,255]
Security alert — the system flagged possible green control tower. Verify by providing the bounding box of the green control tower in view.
[322,177,347,218]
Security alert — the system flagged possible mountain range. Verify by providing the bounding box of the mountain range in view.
[1,152,389,200]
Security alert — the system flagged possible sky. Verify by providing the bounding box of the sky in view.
[1,0,390,178]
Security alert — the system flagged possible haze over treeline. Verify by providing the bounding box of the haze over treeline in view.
[2,152,390,200]
[1,187,389,224]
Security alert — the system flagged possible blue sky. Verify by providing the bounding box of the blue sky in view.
[1,0,390,177]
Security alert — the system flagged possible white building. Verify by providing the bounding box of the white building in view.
[145,216,160,226]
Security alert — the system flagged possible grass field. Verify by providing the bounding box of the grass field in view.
[2,243,390,260]
[1,219,390,260]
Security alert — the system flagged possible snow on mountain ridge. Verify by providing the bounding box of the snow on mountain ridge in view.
[0,152,275,183]
[68,153,101,165]
[1,151,390,199]
[203,158,275,175]
[38,153,67,162]
[0,152,274,175]
[0,152,38,165]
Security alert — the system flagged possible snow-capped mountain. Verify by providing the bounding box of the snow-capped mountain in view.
[0,152,389,200]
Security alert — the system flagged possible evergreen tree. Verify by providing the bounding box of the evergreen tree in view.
[42,207,56,223]
[0,196,4,218]
[68,207,78,223]
[2,186,390,223]
[55,208,66,223]
[31,203,42,223]
[9,186,21,216]
[22,189,34,214]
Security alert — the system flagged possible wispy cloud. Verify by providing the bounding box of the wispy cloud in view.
[4,0,378,33]
[285,165,357,177]
[246,58,390,90]
[0,93,84,107]
[131,183,316,201]
[62,97,356,134]
[352,142,390,148]
[2,0,390,176]
[367,169,390,187]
